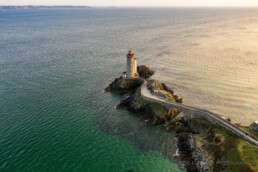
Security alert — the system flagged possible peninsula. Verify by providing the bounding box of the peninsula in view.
[0,6,91,10]
[105,50,258,172]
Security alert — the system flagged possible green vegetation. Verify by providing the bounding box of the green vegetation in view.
[149,102,167,116]
[123,79,139,87]
[238,140,258,171]
[190,118,258,172]
[240,126,258,139]
[135,87,149,106]
[135,87,166,116]
[135,83,257,171]
[213,126,251,172]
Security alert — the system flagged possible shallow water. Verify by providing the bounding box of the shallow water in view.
[0,7,257,171]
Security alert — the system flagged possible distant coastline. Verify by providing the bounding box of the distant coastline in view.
[0,5,91,10]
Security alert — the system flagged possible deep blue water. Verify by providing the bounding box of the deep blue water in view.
[0,8,258,171]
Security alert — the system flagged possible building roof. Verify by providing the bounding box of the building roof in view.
[127,50,134,55]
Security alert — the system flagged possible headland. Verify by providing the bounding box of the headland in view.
[105,50,258,172]
[0,6,91,10]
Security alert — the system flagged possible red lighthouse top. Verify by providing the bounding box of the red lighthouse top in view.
[127,50,134,55]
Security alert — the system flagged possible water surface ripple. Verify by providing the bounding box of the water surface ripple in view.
[0,8,258,171]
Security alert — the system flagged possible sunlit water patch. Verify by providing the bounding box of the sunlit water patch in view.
[0,8,258,171]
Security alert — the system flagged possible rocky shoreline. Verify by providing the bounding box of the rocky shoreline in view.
[105,66,201,171]
[105,65,257,172]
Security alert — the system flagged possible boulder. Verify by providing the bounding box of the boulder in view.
[147,80,164,92]
[166,108,180,120]
[161,83,174,94]
[105,77,143,94]
[177,98,183,103]
[147,80,177,102]
[154,90,175,101]
[137,65,155,78]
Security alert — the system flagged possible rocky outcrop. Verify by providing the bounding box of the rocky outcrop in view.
[105,72,257,172]
[163,116,222,172]
[147,80,183,103]
[116,93,147,114]
[117,90,203,171]
[137,65,155,78]
[163,117,198,171]
[161,83,174,94]
[190,135,215,172]
[147,80,164,92]
[105,74,206,172]
[105,77,143,94]
[164,109,180,122]
[177,133,199,172]
[154,90,175,101]
[117,90,166,125]
[183,118,251,172]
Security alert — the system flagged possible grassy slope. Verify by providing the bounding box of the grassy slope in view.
[238,140,258,171]
[135,86,149,106]
[192,118,258,172]
[135,87,167,116]
[149,102,167,116]
[240,126,258,139]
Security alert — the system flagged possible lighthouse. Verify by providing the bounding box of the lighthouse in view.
[126,50,138,78]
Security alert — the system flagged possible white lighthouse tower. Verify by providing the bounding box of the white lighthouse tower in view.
[126,50,137,78]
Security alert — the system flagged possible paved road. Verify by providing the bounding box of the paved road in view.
[140,80,258,146]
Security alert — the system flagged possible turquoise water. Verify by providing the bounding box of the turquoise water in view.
[1,8,258,171]
[0,8,182,171]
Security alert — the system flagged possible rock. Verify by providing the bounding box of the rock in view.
[105,77,143,94]
[166,108,180,121]
[147,80,177,102]
[250,121,258,131]
[154,90,175,101]
[147,80,164,92]
[104,86,111,92]
[137,65,155,78]
[234,123,241,127]
[190,134,214,172]
[173,95,183,103]
[117,94,147,113]
[177,98,183,103]
[176,132,198,172]
[161,83,174,94]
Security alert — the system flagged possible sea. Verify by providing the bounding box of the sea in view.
[0,7,258,171]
